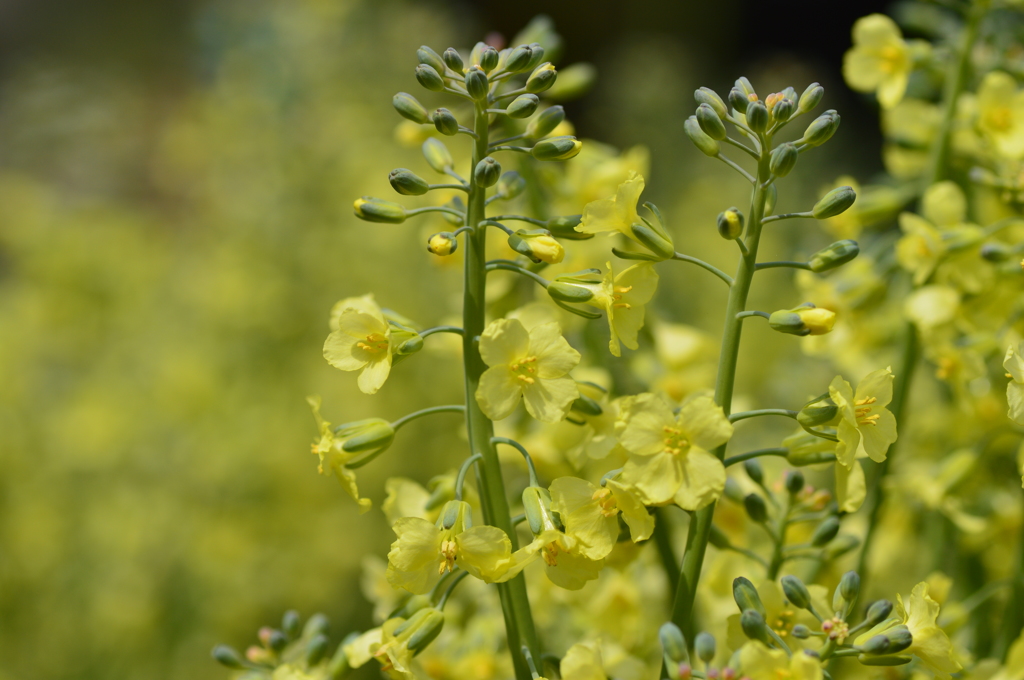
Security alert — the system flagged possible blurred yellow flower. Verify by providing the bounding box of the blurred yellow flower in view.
[977,71,1024,159]
[1005,341,1024,424]
[738,641,823,680]
[843,14,912,109]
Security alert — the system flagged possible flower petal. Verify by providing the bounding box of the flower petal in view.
[476,366,523,421]
[529,322,581,378]
[479,317,530,367]
[522,375,579,423]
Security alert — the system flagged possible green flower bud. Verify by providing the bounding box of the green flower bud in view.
[772,98,795,123]
[474,156,501,188]
[885,627,914,654]
[733,577,767,617]
[479,45,499,73]
[522,486,557,535]
[781,575,812,610]
[393,607,445,655]
[769,143,798,177]
[389,594,432,620]
[392,92,429,124]
[427,232,458,256]
[784,434,837,467]
[859,635,891,655]
[548,281,594,304]
[695,87,728,118]
[746,101,769,133]
[785,470,805,496]
[547,214,590,240]
[532,135,581,161]
[631,222,675,259]
[740,609,774,646]
[465,66,489,101]
[336,418,396,454]
[525,105,565,139]
[799,83,824,114]
[743,458,763,484]
[696,103,727,140]
[306,633,330,666]
[809,239,859,272]
[839,571,860,603]
[523,43,546,71]
[441,196,465,226]
[735,76,756,98]
[811,516,840,546]
[685,116,720,156]
[857,655,912,666]
[390,168,430,196]
[744,493,769,523]
[545,62,596,101]
[304,613,330,637]
[508,229,564,264]
[442,47,464,74]
[504,45,533,73]
[729,88,749,114]
[813,186,857,219]
[797,394,839,429]
[660,622,689,664]
[415,64,445,92]
[354,197,406,224]
[422,138,453,173]
[571,394,603,417]
[724,476,744,502]
[717,208,744,240]
[802,110,840,146]
[507,93,540,118]
[432,108,459,136]
[769,304,836,337]
[211,645,246,669]
[266,629,288,652]
[864,600,894,626]
[496,171,526,200]
[765,183,778,215]
[282,610,301,638]
[981,241,1012,262]
[416,45,446,75]
[425,476,455,510]
[792,624,811,639]
[526,63,557,94]
[695,632,716,664]
[396,333,423,358]
[708,523,732,548]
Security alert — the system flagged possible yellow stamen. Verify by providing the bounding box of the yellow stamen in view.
[592,488,618,517]
[542,541,560,567]
[439,539,458,574]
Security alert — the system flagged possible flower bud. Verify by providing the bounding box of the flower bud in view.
[733,577,766,617]
[769,304,836,336]
[479,45,499,73]
[211,645,246,669]
[354,197,406,224]
[735,76,756,98]
[440,499,471,531]
[746,101,769,133]
[523,42,546,71]
[304,613,330,637]
[798,83,824,114]
[743,459,763,484]
[393,608,445,655]
[784,432,837,466]
[496,171,526,200]
[695,632,716,663]
[802,110,840,146]
[769,143,798,177]
[282,610,301,638]
[427,232,458,256]
[696,103,727,140]
[859,635,891,655]
[695,87,729,118]
[416,45,446,75]
[728,88,749,114]
[474,157,501,188]
[264,628,287,652]
[415,64,445,92]
[785,470,805,495]
[685,116,720,156]
[389,594,432,620]
[526,63,557,93]
[422,138,453,173]
[508,229,565,264]
[839,571,860,603]
[813,186,857,219]
[440,196,465,226]
[395,333,423,357]
[392,92,429,124]
[389,168,430,196]
[864,599,895,627]
[883,627,913,654]
[571,394,603,417]
[507,93,540,118]
[504,45,533,73]
[631,222,675,259]
[792,624,811,639]
[432,108,459,136]
[306,633,330,666]
[547,214,590,240]
[981,241,1012,262]
[442,47,464,74]
[811,516,840,546]
[744,493,769,523]
[525,105,565,139]
[660,622,689,664]
[465,66,489,101]
[717,208,744,240]
[724,477,745,503]
[857,655,912,666]
[532,136,581,161]
[772,98,795,123]
[781,575,812,609]
[337,418,396,454]
[740,609,773,646]
[809,240,859,272]
[797,394,839,429]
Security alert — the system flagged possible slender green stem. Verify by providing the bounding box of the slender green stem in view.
[755,261,811,271]
[722,136,758,159]
[715,154,755,184]
[729,409,797,424]
[736,310,769,321]
[486,263,550,288]
[463,102,540,680]
[722,543,769,567]
[419,326,465,339]
[768,496,792,580]
[407,206,465,219]
[671,252,733,286]
[390,404,466,431]
[437,571,470,610]
[761,212,812,224]
[652,508,681,600]
[724,447,789,467]
[429,183,469,192]
[487,215,548,226]
[455,453,483,500]
[491,437,540,487]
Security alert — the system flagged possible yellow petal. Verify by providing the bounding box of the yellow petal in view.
[479,317,530,367]
[357,355,392,395]
[386,517,442,594]
[457,526,513,582]
[522,375,579,424]
[679,395,733,451]
[476,365,523,421]
[529,322,581,378]
[673,447,725,511]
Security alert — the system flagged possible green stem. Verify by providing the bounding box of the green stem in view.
[419,326,465,339]
[668,142,773,639]
[652,508,681,600]
[729,409,797,423]
[995,489,1024,660]
[672,252,733,285]
[491,437,540,487]
[463,102,540,680]
[455,454,483,500]
[723,448,789,467]
[485,262,550,288]
[768,496,792,580]
[390,404,465,431]
[437,571,470,610]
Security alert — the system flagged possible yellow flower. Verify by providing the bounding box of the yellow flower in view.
[323,294,396,394]
[855,582,961,675]
[560,642,607,680]
[829,367,897,468]
[548,475,654,560]
[617,393,731,510]
[476,319,581,423]
[835,458,866,513]
[843,14,912,109]
[386,500,512,594]
[371,608,445,678]
[576,172,646,242]
[307,395,383,513]
[1005,341,1024,424]
[738,642,823,680]
[977,71,1024,159]
[895,182,970,285]
[580,262,659,357]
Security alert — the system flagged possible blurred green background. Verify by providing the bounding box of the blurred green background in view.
[0,0,890,678]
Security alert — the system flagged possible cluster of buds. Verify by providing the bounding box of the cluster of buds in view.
[212,611,350,679]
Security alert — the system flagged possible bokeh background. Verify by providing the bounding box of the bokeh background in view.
[0,0,895,678]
